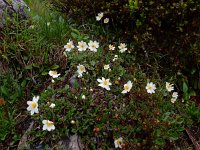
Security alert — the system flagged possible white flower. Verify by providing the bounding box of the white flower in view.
[114,137,123,149]
[109,44,115,51]
[27,96,39,115]
[97,77,112,90]
[166,82,174,92]
[96,12,104,21]
[104,64,110,70]
[82,95,86,99]
[113,55,118,61]
[49,103,55,108]
[77,41,88,51]
[42,120,55,131]
[146,82,156,94]
[47,22,50,26]
[172,92,178,99]
[104,18,109,23]
[64,40,75,52]
[88,40,99,52]
[49,70,60,78]
[70,120,76,124]
[122,81,133,94]
[77,64,86,77]
[118,43,127,53]
[171,98,177,103]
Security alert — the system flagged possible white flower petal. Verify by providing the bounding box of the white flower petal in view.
[42,120,47,124]
[97,79,102,83]
[43,125,47,130]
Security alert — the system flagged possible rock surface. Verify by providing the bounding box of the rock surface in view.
[68,134,84,150]
[0,0,29,28]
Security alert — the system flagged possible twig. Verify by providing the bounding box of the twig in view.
[185,128,200,150]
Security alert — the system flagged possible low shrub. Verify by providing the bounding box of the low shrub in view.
[26,39,199,149]
[49,0,200,105]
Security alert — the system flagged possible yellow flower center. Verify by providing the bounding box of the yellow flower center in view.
[103,80,108,86]
[124,85,129,91]
[47,121,54,127]
[109,46,114,49]
[92,44,96,48]
[67,43,72,48]
[80,66,85,72]
[51,71,57,75]
[31,102,37,108]
[117,140,121,145]
[80,44,84,48]
[148,86,152,91]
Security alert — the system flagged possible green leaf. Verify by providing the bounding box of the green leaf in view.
[51,64,59,70]
[70,28,80,35]
[1,86,8,96]
[71,32,78,39]
[168,131,179,141]
[188,90,196,97]
[183,82,188,93]
[155,129,161,137]
[155,138,165,146]
[41,71,48,75]
[108,101,112,108]
[32,63,40,68]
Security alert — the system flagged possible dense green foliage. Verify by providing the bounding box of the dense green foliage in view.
[0,0,200,149]
[50,0,200,88]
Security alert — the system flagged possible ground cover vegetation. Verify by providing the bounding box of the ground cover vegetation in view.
[0,0,200,149]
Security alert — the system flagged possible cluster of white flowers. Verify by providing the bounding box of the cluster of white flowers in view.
[165,82,178,103]
[97,77,133,94]
[96,12,109,24]
[109,43,127,53]
[64,40,99,52]
[145,81,178,103]
[27,96,56,131]
[28,32,180,137]
[171,92,178,103]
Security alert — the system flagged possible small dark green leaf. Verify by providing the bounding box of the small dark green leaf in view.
[183,82,188,93]
[51,64,59,70]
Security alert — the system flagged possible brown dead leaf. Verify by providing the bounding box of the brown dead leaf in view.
[0,97,6,106]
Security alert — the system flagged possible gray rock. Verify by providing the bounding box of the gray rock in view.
[57,134,84,150]
[68,134,84,150]
[0,0,30,28]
